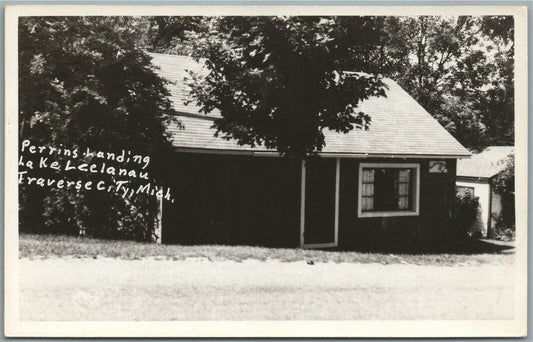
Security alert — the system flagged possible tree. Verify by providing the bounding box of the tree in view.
[152,16,513,153]
[363,16,514,151]
[19,17,177,240]
[183,16,387,157]
[147,16,207,55]
[492,153,515,237]
[475,16,514,148]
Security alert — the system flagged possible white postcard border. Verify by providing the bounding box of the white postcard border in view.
[4,4,528,337]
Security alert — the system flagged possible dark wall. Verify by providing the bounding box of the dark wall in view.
[303,157,336,245]
[162,153,301,247]
[163,153,457,250]
[338,158,457,251]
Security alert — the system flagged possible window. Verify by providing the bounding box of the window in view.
[429,160,448,173]
[358,163,420,218]
[456,186,474,197]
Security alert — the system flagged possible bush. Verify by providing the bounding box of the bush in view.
[21,187,159,242]
[453,191,480,237]
[492,153,515,239]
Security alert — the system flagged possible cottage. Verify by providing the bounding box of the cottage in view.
[150,53,470,249]
[456,146,514,237]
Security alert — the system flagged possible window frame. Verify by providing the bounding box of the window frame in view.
[357,162,420,218]
[456,185,475,197]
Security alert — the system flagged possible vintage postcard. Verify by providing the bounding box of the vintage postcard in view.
[4,5,528,337]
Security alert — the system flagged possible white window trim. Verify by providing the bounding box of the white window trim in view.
[357,162,420,218]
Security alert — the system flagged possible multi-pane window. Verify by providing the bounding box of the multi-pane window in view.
[358,163,420,217]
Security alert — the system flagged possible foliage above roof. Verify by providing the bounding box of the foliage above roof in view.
[147,16,514,153]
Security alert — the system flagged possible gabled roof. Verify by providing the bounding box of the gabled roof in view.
[149,52,470,158]
[457,146,514,179]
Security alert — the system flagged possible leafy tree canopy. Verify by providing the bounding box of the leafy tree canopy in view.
[167,16,387,157]
[493,152,515,195]
[364,16,514,151]
[19,16,177,240]
[150,15,514,153]
[20,16,176,160]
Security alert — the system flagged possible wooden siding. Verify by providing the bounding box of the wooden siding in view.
[338,158,457,250]
[162,153,301,247]
[163,153,457,249]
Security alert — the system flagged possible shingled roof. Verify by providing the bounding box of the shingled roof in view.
[149,52,470,158]
[457,146,514,179]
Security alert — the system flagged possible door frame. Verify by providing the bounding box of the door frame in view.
[299,158,340,248]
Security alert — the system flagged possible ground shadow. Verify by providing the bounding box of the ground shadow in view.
[334,237,515,255]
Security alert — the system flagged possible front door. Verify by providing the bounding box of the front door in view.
[300,158,339,248]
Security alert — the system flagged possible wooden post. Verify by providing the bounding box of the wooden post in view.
[299,159,306,247]
[334,157,340,247]
[153,196,163,244]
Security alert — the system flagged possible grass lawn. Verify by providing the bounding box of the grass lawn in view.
[20,233,514,266]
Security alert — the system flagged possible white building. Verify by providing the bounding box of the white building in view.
[456,146,514,237]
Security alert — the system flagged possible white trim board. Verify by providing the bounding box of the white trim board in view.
[299,159,306,248]
[357,162,421,218]
[171,147,470,159]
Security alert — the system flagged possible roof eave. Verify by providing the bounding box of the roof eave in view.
[173,147,471,159]
[457,175,492,182]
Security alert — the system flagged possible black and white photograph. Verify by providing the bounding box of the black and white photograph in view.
[4,5,528,337]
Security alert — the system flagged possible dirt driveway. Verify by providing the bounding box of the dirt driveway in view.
[20,258,514,321]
